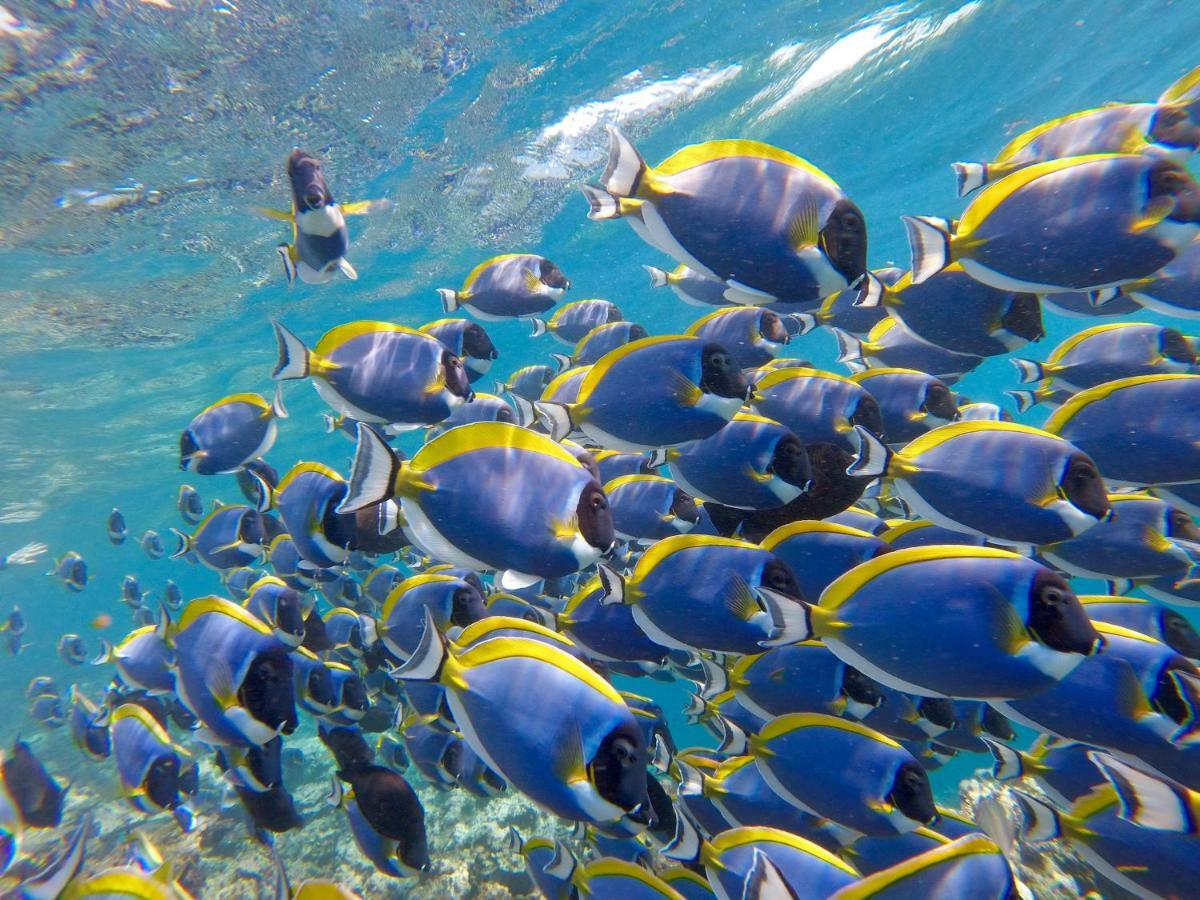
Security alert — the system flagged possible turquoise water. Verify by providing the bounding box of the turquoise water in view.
[3,0,1200,896]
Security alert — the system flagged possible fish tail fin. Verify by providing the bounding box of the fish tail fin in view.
[336,258,358,281]
[508,394,536,428]
[661,805,703,863]
[646,448,669,469]
[271,321,310,380]
[717,717,749,755]
[832,328,867,373]
[852,270,886,308]
[550,352,573,371]
[643,264,670,288]
[321,413,341,435]
[600,124,648,197]
[1004,390,1040,414]
[743,848,798,900]
[245,469,274,513]
[504,826,524,855]
[1009,358,1045,384]
[339,423,403,513]
[596,563,628,606]
[17,813,89,899]
[544,840,577,881]
[901,215,954,284]
[377,499,403,536]
[974,795,1017,860]
[580,183,624,220]
[437,288,460,314]
[533,401,575,442]
[1010,790,1064,842]
[1089,286,1123,307]
[392,608,448,683]
[90,640,115,665]
[1088,750,1195,831]
[529,318,548,338]
[847,426,891,478]
[325,776,345,809]
[698,656,729,700]
[1169,669,1200,747]
[982,736,1028,780]
[275,243,298,287]
[270,383,288,419]
[756,588,814,647]
[789,312,819,336]
[168,528,191,560]
[951,161,988,197]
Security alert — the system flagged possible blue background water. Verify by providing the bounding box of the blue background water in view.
[2,0,1199,808]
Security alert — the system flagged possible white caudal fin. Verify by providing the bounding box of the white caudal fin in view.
[1010,358,1044,384]
[337,258,358,281]
[509,394,536,428]
[504,826,524,855]
[596,562,627,606]
[276,244,297,286]
[901,215,953,285]
[1170,669,1200,747]
[952,161,988,197]
[270,384,288,419]
[644,264,670,288]
[271,321,310,381]
[698,656,728,700]
[1010,790,1063,842]
[377,499,402,536]
[168,528,191,560]
[982,736,1024,780]
[391,607,447,682]
[789,313,818,336]
[846,426,891,478]
[757,588,814,647]
[717,717,749,755]
[545,840,577,881]
[529,318,548,337]
[974,795,1017,859]
[1004,390,1039,414]
[550,352,572,371]
[833,328,866,368]
[662,805,702,863]
[533,401,574,442]
[1089,287,1122,307]
[437,288,459,314]
[580,183,623,220]
[743,848,799,900]
[1088,750,1196,832]
[646,448,669,469]
[338,422,402,513]
[853,270,886,308]
[19,814,90,900]
[600,124,647,196]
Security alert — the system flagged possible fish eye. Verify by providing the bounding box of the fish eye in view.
[590,493,606,511]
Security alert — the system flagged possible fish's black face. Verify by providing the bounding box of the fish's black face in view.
[591,721,651,821]
[922,383,959,422]
[1150,104,1200,150]
[1027,569,1100,656]
[1001,293,1045,342]
[1149,159,1200,223]
[179,431,200,471]
[238,511,266,549]
[145,756,181,811]
[820,198,869,285]
[770,435,812,490]
[607,306,625,325]
[981,706,1016,741]
[462,323,498,362]
[628,324,649,341]
[700,343,751,399]
[449,584,488,628]
[241,649,298,734]
[671,488,701,525]
[576,482,615,552]
[852,396,884,439]
[761,558,803,600]
[494,405,515,424]
[1161,328,1198,366]
[889,760,937,825]
[274,590,307,643]
[178,761,200,796]
[287,150,332,211]
[917,697,956,730]
[539,259,570,290]
[440,351,473,401]
[1162,609,1200,659]
[321,726,375,772]
[1060,454,1110,522]
[842,666,883,709]
[1168,507,1200,543]
[340,675,370,713]
[760,311,791,345]
[241,783,302,833]
[308,667,336,709]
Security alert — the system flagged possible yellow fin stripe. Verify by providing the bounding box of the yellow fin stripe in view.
[656,140,836,186]
[900,419,1064,461]
[176,595,274,636]
[1045,373,1198,434]
[761,519,875,550]
[831,834,1001,899]
[314,320,428,357]
[578,335,697,402]
[413,421,585,475]
[756,711,902,751]
[276,461,345,496]
[198,393,271,416]
[456,636,624,705]
[707,824,861,876]
[463,254,535,291]
[755,366,855,391]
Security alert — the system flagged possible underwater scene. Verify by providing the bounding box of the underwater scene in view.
[4,0,1200,896]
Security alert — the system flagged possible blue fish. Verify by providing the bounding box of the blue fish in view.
[557,577,667,669]
[180,390,287,475]
[438,253,570,320]
[177,485,204,524]
[686,306,794,369]
[67,685,110,761]
[93,623,176,695]
[644,262,731,307]
[759,520,890,603]
[836,319,985,385]
[605,474,700,544]
[170,504,266,571]
[419,318,499,384]
[532,298,624,345]
[1081,595,1200,659]
[374,572,488,662]
[750,367,882,453]
[108,703,196,831]
[851,368,960,446]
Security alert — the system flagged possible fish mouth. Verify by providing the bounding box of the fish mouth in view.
[626,800,656,827]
